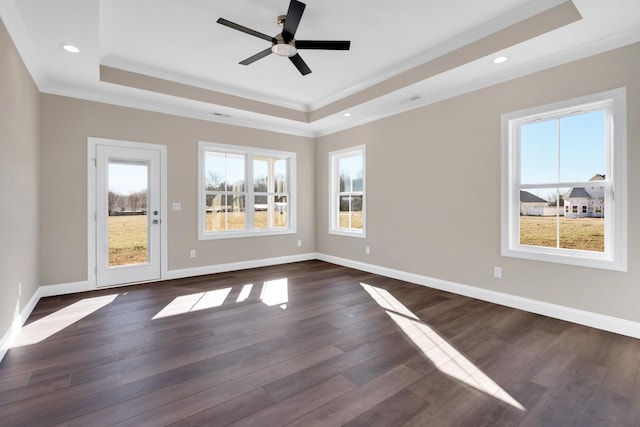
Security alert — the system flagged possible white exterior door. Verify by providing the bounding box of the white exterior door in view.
[94,142,162,287]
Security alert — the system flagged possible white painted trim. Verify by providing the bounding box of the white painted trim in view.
[0,286,41,362]
[39,280,92,297]
[316,253,640,340]
[164,253,317,281]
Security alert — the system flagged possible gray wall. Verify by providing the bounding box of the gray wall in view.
[315,42,640,323]
[39,95,315,286]
[0,18,40,340]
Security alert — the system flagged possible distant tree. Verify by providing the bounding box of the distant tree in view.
[139,190,148,211]
[108,191,120,216]
[206,171,223,191]
[548,194,565,207]
[129,192,141,212]
[254,177,268,192]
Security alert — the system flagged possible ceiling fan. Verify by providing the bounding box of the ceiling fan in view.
[216,0,350,76]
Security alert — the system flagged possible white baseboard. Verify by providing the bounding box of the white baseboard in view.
[164,253,317,281]
[39,280,91,297]
[4,251,638,364]
[316,253,640,340]
[0,286,42,362]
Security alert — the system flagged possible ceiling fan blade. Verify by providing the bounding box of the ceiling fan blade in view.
[217,18,275,43]
[295,40,351,50]
[289,53,311,75]
[282,0,306,43]
[239,48,273,65]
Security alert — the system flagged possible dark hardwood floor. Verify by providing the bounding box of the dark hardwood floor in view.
[1,260,639,426]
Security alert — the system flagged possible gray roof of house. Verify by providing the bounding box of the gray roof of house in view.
[520,190,547,203]
[565,187,591,198]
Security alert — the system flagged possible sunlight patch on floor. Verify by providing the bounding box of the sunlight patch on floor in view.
[11,294,118,348]
[360,283,525,411]
[260,278,288,309]
[236,284,253,302]
[152,278,289,319]
[152,287,231,319]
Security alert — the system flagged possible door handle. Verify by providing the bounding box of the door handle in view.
[153,219,160,224]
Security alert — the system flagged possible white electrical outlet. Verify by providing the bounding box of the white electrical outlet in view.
[172,202,182,211]
[493,266,502,279]
[365,246,371,255]
[190,249,196,258]
[297,240,302,247]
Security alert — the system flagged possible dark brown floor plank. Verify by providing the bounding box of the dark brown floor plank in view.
[343,388,429,427]
[287,364,420,426]
[0,260,638,426]
[230,375,357,427]
[167,387,274,427]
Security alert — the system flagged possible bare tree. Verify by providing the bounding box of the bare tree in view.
[207,171,223,191]
[129,192,141,212]
[139,190,148,212]
[108,191,120,216]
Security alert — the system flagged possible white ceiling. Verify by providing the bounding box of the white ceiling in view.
[1,0,639,137]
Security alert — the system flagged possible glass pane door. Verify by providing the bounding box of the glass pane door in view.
[108,159,150,266]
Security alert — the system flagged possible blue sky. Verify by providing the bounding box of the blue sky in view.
[520,109,605,185]
[108,162,148,195]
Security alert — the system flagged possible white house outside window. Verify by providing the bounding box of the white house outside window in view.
[198,141,295,239]
[501,88,626,271]
[329,146,365,237]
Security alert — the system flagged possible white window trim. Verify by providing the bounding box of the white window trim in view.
[329,145,366,238]
[501,88,627,271]
[198,141,296,240]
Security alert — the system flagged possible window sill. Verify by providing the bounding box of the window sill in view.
[501,246,626,272]
[329,229,366,238]
[199,228,296,240]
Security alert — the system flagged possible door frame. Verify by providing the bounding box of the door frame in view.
[88,137,168,289]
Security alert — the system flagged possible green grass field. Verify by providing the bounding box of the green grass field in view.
[109,215,148,266]
[339,211,363,229]
[520,216,604,252]
[204,211,287,231]
[108,213,604,266]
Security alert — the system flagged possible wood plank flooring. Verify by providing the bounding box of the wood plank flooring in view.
[1,260,640,426]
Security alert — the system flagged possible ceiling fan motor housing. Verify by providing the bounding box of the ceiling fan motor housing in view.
[272,34,298,57]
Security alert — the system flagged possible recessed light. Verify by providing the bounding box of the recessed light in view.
[493,56,508,64]
[62,44,80,54]
[343,112,352,117]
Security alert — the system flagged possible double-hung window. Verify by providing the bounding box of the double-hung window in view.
[501,88,626,271]
[329,145,366,237]
[198,141,295,239]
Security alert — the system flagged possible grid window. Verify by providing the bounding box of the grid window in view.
[501,88,626,271]
[199,142,295,239]
[329,146,365,237]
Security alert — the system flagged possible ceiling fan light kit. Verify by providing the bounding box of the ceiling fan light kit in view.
[217,0,351,75]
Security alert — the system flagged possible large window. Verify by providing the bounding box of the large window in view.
[329,145,365,237]
[501,88,626,270]
[198,142,295,239]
